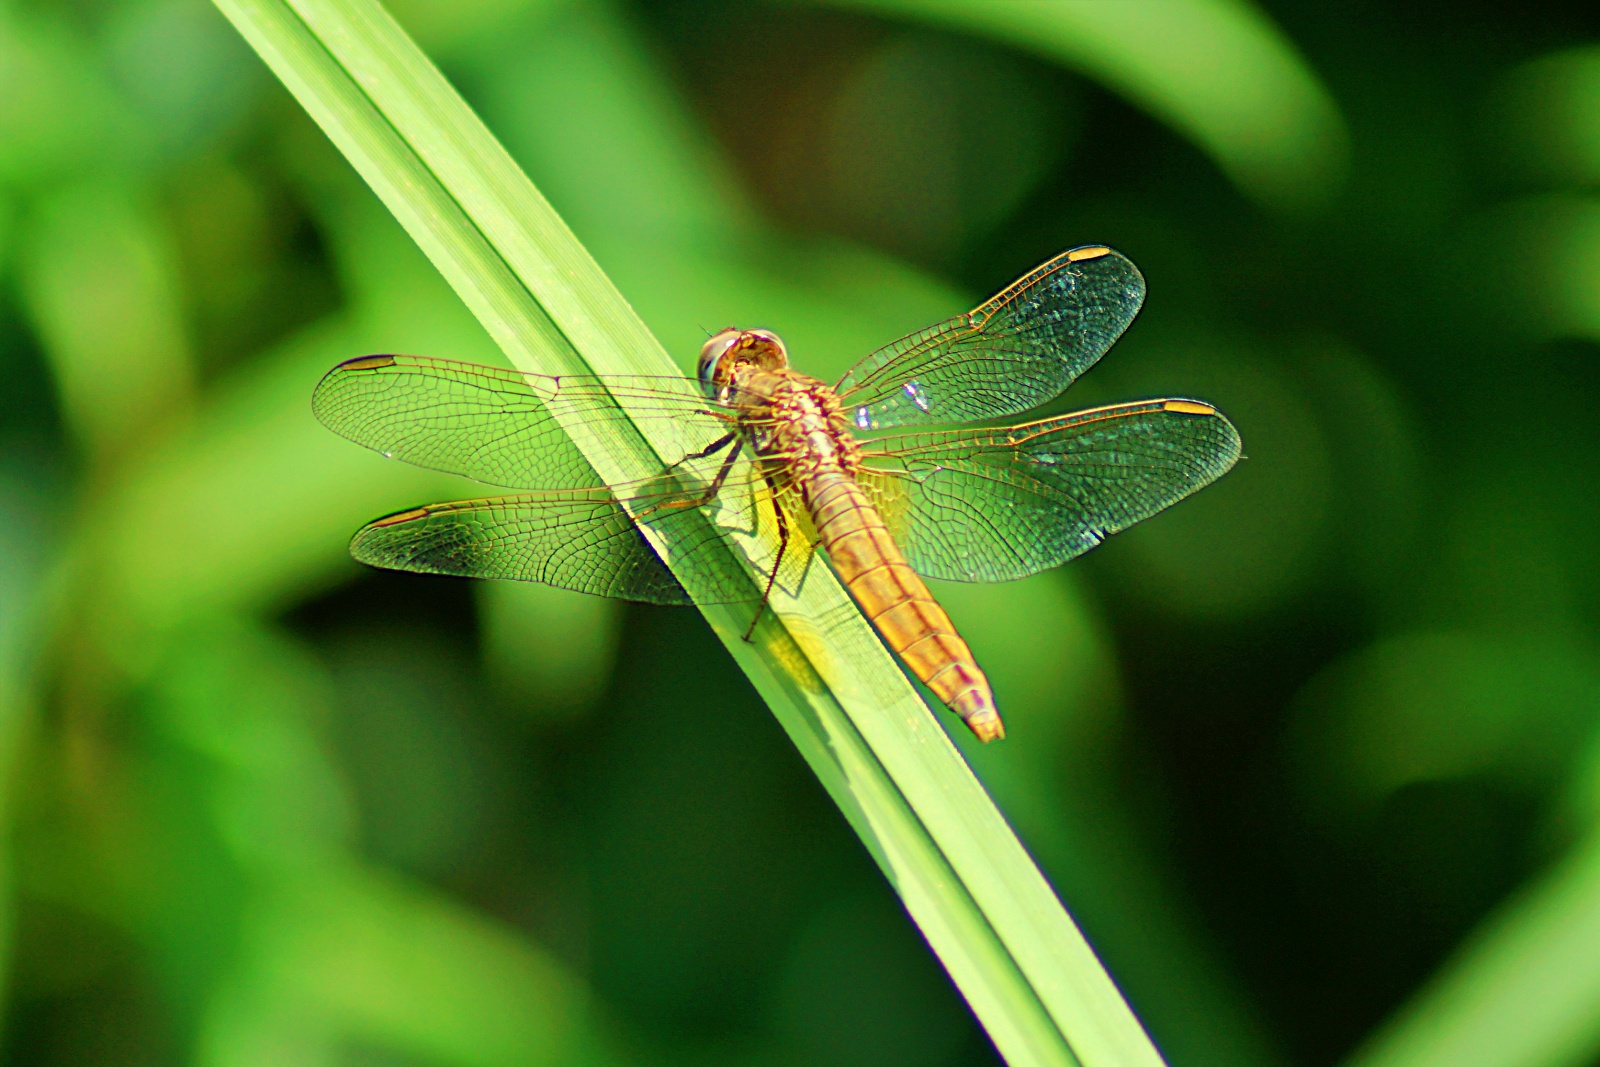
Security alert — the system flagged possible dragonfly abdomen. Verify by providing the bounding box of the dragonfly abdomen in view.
[805,471,1002,741]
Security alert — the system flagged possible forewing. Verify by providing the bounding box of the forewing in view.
[314,354,737,490]
[859,400,1241,582]
[834,246,1145,430]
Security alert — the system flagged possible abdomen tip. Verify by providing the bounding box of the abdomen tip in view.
[951,690,1005,742]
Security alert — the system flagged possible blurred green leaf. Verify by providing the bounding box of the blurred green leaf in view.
[150,618,355,871]
[146,619,621,1067]
[1486,46,1600,190]
[0,11,141,186]
[223,863,617,1067]
[1479,195,1600,342]
[0,459,56,1010]
[811,29,1071,263]
[1347,831,1600,1067]
[818,0,1348,212]
[17,180,195,458]
[80,201,485,673]
[469,0,968,372]
[102,0,264,159]
[1290,631,1600,823]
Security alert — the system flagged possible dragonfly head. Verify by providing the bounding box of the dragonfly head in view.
[698,328,789,398]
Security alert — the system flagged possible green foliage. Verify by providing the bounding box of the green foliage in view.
[2,1,1600,1067]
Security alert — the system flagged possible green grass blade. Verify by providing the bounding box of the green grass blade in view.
[209,2,1165,1063]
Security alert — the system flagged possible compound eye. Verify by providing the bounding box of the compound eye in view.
[698,329,741,394]
[742,329,788,368]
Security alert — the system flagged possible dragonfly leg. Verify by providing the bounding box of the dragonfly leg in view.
[743,478,789,642]
[695,437,743,506]
[679,430,736,465]
[640,437,744,520]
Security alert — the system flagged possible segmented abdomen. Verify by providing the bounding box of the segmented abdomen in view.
[803,471,1003,741]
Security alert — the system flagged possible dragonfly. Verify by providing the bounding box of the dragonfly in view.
[314,246,1240,742]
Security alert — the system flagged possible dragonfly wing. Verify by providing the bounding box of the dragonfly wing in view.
[349,482,802,606]
[859,399,1241,582]
[834,246,1145,430]
[314,354,733,490]
[351,491,691,603]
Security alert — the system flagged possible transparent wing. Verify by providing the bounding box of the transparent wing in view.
[313,354,749,490]
[349,476,817,605]
[834,246,1145,430]
[859,399,1241,582]
[353,492,691,603]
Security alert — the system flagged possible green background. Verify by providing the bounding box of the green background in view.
[3,1,1600,1065]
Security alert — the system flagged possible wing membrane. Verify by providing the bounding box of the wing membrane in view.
[349,474,817,605]
[833,246,1145,430]
[353,492,692,603]
[314,354,745,490]
[859,400,1241,582]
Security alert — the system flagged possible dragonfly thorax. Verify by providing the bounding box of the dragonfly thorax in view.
[752,376,864,490]
[698,327,789,400]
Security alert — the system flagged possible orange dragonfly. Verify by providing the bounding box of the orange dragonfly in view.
[314,246,1240,741]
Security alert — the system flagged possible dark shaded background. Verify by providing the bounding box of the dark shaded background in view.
[3,0,1600,1065]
